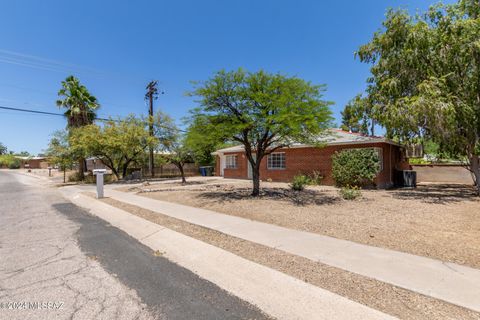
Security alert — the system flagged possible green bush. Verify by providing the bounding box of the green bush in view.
[332,148,379,187]
[290,174,310,191]
[8,159,21,169]
[0,155,18,168]
[339,185,362,200]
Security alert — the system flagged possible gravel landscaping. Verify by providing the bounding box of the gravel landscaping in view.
[133,180,480,268]
[88,193,480,320]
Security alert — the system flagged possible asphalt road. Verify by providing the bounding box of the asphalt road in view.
[0,171,269,320]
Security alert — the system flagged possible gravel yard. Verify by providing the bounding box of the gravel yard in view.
[134,179,480,268]
[89,193,480,320]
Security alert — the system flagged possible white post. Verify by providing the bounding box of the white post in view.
[93,169,107,199]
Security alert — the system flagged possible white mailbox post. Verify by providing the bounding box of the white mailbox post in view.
[93,169,107,198]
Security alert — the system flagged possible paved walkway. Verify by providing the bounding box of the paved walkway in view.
[91,187,480,313]
[61,187,395,320]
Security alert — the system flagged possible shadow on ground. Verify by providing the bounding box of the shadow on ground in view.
[389,184,479,204]
[197,187,339,206]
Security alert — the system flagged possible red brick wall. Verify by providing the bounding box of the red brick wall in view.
[217,143,405,189]
[222,152,249,179]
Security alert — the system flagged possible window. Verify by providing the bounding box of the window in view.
[267,153,286,169]
[374,147,384,172]
[225,155,238,169]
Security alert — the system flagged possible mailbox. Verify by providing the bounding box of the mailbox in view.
[93,169,107,198]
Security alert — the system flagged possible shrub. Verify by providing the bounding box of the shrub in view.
[68,171,83,182]
[8,159,21,169]
[290,174,310,191]
[332,148,379,187]
[339,185,362,200]
[307,170,323,185]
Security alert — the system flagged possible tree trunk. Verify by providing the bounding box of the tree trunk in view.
[470,155,480,195]
[179,164,186,184]
[63,167,66,183]
[251,166,261,197]
[78,158,85,180]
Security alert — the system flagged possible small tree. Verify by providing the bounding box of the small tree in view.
[341,95,375,135]
[69,115,157,179]
[331,148,380,187]
[190,69,333,196]
[46,130,74,183]
[167,143,194,184]
[153,113,194,183]
[0,143,7,155]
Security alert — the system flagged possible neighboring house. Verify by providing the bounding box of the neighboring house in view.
[213,129,410,189]
[15,156,49,169]
[85,157,108,171]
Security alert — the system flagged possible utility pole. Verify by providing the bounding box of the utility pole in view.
[145,80,158,178]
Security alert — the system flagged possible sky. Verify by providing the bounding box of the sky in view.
[0,0,454,155]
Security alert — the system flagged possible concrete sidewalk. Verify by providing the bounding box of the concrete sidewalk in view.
[86,187,480,313]
[61,188,395,320]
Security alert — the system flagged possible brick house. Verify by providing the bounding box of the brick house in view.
[213,129,409,189]
[16,156,49,169]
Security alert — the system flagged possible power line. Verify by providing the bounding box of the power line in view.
[0,105,186,132]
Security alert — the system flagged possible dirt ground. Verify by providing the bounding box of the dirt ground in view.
[89,193,480,320]
[135,180,480,269]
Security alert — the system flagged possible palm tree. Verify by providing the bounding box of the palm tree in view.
[56,75,99,180]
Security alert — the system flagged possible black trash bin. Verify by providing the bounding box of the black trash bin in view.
[396,170,417,188]
[204,166,214,176]
[403,170,417,188]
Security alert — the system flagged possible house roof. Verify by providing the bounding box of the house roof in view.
[15,156,46,160]
[213,129,402,154]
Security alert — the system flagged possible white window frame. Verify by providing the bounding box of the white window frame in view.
[225,155,238,169]
[267,152,286,170]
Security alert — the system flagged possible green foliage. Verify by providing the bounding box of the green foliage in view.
[69,115,157,179]
[0,154,19,168]
[0,143,7,155]
[341,95,373,135]
[332,148,380,187]
[339,186,362,200]
[155,115,195,183]
[356,0,480,188]
[8,158,21,169]
[15,151,30,157]
[56,75,99,128]
[190,68,333,196]
[184,110,223,166]
[408,158,431,165]
[46,130,74,167]
[307,170,324,186]
[290,174,310,191]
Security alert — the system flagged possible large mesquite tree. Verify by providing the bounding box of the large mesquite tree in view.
[190,69,333,196]
[357,0,480,192]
